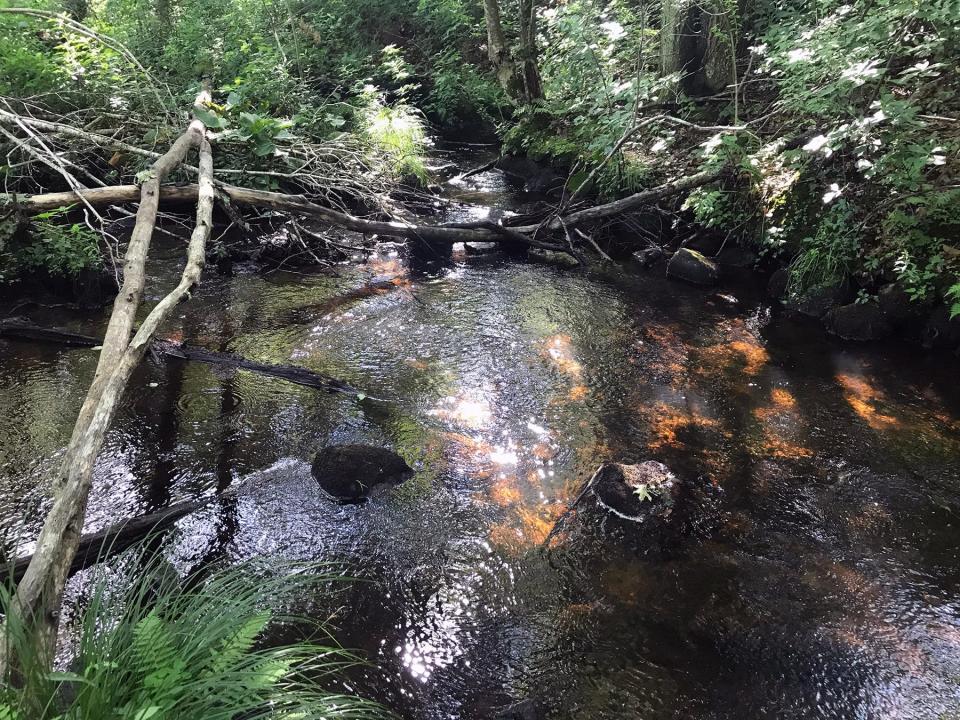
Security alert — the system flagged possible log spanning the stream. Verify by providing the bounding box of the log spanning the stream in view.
[0,319,361,395]
[2,169,724,256]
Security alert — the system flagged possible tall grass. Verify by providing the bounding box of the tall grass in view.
[1,550,387,719]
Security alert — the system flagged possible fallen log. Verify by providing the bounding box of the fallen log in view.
[2,169,724,249]
[8,492,232,583]
[0,319,361,395]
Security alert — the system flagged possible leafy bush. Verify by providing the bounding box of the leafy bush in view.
[1,550,385,719]
[14,210,102,278]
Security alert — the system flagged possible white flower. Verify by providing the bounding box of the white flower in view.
[803,134,830,153]
[822,183,843,203]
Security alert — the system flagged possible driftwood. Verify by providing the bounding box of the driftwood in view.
[0,319,360,395]
[8,492,235,584]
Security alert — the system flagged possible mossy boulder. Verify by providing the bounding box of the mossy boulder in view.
[666,248,719,286]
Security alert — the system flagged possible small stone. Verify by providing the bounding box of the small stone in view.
[632,246,664,268]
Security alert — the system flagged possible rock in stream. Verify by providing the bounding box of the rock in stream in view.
[311,444,413,503]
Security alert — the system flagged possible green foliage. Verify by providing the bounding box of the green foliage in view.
[0,549,385,719]
[17,209,102,277]
[749,0,960,303]
[787,200,859,294]
[361,95,428,182]
[0,10,64,97]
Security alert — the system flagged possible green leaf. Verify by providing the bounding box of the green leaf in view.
[46,671,93,686]
[132,706,161,720]
[193,107,227,129]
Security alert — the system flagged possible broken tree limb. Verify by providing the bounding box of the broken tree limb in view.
[0,319,362,395]
[0,118,212,671]
[8,493,232,584]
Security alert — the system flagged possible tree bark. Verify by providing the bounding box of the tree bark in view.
[0,126,213,672]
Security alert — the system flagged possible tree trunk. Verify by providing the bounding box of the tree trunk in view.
[481,0,542,103]
[0,121,214,673]
[517,0,543,101]
[660,0,736,96]
[482,0,519,97]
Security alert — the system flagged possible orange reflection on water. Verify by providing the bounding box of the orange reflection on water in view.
[752,386,813,459]
[646,401,724,451]
[489,475,522,506]
[697,338,770,378]
[540,334,582,378]
[835,373,901,430]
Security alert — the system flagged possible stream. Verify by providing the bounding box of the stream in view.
[2,144,960,719]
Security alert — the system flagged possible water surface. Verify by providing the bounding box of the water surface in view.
[2,150,959,719]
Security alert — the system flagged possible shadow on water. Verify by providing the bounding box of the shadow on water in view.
[1,145,960,718]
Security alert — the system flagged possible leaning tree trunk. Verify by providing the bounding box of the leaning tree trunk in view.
[0,117,214,673]
[660,0,736,97]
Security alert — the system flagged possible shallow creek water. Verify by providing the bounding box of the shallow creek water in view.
[2,147,960,719]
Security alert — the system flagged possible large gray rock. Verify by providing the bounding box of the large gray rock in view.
[311,445,412,502]
[666,248,719,286]
[823,302,892,341]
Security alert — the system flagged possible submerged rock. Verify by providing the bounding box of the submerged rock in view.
[311,444,412,502]
[592,461,678,522]
[823,302,892,341]
[666,248,719,286]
